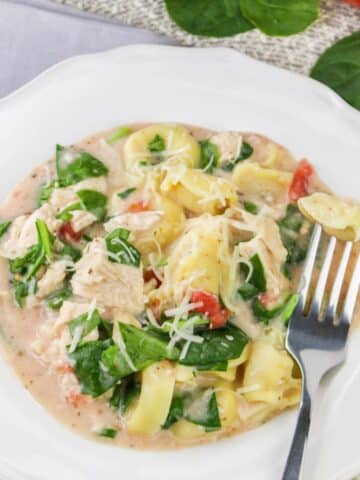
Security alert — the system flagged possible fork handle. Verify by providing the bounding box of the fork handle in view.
[281,389,311,480]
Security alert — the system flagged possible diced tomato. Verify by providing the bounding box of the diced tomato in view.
[150,298,161,320]
[143,268,162,288]
[67,391,87,408]
[127,200,149,213]
[190,290,230,329]
[343,0,360,6]
[258,292,279,309]
[58,221,82,242]
[288,159,314,201]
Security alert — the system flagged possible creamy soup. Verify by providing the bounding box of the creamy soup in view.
[0,123,358,449]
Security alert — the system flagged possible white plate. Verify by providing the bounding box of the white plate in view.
[0,45,359,480]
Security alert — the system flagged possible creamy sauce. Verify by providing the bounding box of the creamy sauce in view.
[0,123,358,450]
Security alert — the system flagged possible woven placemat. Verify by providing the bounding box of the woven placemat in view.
[58,0,360,74]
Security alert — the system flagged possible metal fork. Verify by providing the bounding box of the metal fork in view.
[282,223,360,480]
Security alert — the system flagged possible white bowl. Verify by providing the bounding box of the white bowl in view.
[0,45,359,480]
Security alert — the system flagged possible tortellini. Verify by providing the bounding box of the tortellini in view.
[232,163,293,198]
[124,124,200,174]
[161,168,237,215]
[127,361,175,435]
[242,341,301,408]
[171,419,205,440]
[215,381,238,428]
[298,192,360,241]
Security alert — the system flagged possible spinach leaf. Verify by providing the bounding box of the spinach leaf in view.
[98,428,117,439]
[239,0,319,37]
[46,287,72,310]
[105,228,141,268]
[179,324,248,368]
[240,253,267,293]
[38,181,56,206]
[184,390,221,431]
[56,145,108,187]
[69,308,102,339]
[107,126,132,144]
[9,244,44,280]
[238,282,258,300]
[68,339,118,397]
[102,323,178,379]
[243,200,258,214]
[0,221,11,238]
[252,293,299,325]
[160,313,209,334]
[221,141,253,171]
[163,395,184,429]
[165,0,254,37]
[311,31,360,111]
[58,243,81,262]
[117,187,136,200]
[148,134,166,153]
[110,376,141,414]
[56,202,82,221]
[12,280,30,308]
[77,190,107,222]
[35,219,54,260]
[199,140,219,174]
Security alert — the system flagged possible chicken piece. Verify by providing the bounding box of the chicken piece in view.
[36,260,67,298]
[210,131,243,163]
[71,238,144,312]
[104,211,163,233]
[49,177,108,212]
[70,210,97,233]
[0,204,60,259]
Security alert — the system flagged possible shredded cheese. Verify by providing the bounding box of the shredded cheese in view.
[112,322,136,372]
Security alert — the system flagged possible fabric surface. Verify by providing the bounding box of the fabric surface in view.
[58,0,360,74]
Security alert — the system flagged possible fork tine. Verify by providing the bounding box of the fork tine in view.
[309,235,336,319]
[297,223,322,312]
[326,241,352,321]
[339,252,360,326]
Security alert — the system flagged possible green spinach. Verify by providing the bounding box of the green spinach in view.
[69,308,102,339]
[117,187,136,199]
[56,145,108,187]
[243,200,258,215]
[184,390,221,431]
[46,287,72,310]
[221,141,253,171]
[252,293,299,325]
[199,139,219,173]
[163,395,184,429]
[148,134,166,153]
[0,221,11,238]
[110,376,141,414]
[105,228,141,268]
[311,31,360,111]
[98,428,117,439]
[38,181,56,206]
[239,0,319,37]
[165,0,254,37]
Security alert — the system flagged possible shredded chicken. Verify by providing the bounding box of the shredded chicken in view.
[210,131,243,163]
[104,211,163,233]
[36,260,67,298]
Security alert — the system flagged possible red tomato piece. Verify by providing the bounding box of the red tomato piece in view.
[143,268,162,288]
[58,221,82,242]
[258,292,279,309]
[289,159,314,201]
[190,290,230,329]
[127,200,149,213]
[343,0,360,6]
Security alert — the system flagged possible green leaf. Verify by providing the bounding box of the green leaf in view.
[56,202,82,221]
[148,134,166,153]
[221,141,254,171]
[98,428,117,439]
[107,126,132,144]
[252,293,299,325]
[243,201,258,215]
[110,376,141,414]
[311,31,360,111]
[58,243,81,262]
[105,228,141,268]
[12,280,29,308]
[241,253,266,293]
[160,313,209,333]
[0,221,11,238]
[163,396,184,429]
[239,0,319,37]
[184,390,221,431]
[46,287,72,310]
[179,324,248,368]
[165,0,254,37]
[199,140,219,174]
[69,308,102,339]
[76,189,107,222]
[117,187,136,200]
[9,244,44,280]
[102,323,178,379]
[68,339,118,397]
[238,282,258,300]
[36,219,54,260]
[56,145,108,187]
[38,181,56,206]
